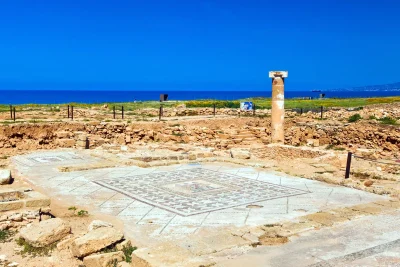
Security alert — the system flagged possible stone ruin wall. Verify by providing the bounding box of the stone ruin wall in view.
[0,120,399,153]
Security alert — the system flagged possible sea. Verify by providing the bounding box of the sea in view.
[0,90,399,105]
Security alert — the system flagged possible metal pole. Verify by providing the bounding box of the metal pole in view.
[10,105,13,119]
[113,106,115,119]
[122,106,124,119]
[345,152,352,179]
[320,106,323,119]
[13,107,16,122]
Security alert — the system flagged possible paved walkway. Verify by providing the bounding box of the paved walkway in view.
[217,210,400,267]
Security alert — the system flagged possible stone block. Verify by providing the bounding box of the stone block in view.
[0,169,11,185]
[0,200,24,212]
[24,191,51,208]
[55,139,75,148]
[20,218,71,247]
[83,251,125,267]
[71,227,124,257]
[230,148,251,159]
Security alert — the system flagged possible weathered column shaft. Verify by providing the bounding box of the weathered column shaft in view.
[269,71,288,143]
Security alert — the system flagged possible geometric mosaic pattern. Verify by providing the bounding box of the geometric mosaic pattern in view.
[12,151,90,167]
[94,168,309,216]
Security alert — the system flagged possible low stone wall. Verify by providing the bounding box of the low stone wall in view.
[0,119,399,153]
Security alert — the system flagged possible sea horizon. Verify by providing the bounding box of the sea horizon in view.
[1,89,399,105]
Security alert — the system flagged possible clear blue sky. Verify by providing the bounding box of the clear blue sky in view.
[0,0,399,91]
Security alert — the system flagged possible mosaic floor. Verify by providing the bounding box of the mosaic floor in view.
[12,150,387,236]
[93,168,308,216]
[12,151,94,167]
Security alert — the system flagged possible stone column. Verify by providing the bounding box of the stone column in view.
[269,71,288,143]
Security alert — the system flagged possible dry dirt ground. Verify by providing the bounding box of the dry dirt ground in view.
[0,104,399,266]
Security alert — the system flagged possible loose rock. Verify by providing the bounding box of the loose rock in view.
[20,218,70,247]
[71,227,124,257]
[0,169,11,185]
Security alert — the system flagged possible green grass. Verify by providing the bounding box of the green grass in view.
[348,114,362,123]
[16,237,57,257]
[1,96,399,114]
[0,230,14,243]
[378,116,398,125]
[185,96,400,109]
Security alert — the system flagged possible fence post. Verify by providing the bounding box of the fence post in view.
[71,106,74,120]
[213,103,216,117]
[85,137,89,149]
[10,105,13,119]
[345,152,352,179]
[253,104,256,116]
[122,106,124,119]
[159,105,162,121]
[300,108,303,115]
[320,106,323,119]
[113,106,115,119]
[13,107,16,122]
[67,105,70,118]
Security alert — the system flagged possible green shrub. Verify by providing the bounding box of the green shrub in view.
[122,244,137,263]
[348,114,362,122]
[77,210,89,216]
[378,116,397,125]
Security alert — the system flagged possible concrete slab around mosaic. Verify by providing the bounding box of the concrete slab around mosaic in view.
[217,210,400,267]
[12,153,389,242]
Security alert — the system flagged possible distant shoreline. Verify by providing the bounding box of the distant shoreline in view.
[0,89,399,105]
[1,96,399,110]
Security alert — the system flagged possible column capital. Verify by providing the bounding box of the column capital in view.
[269,71,288,78]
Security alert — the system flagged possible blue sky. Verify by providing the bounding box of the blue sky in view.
[0,0,399,91]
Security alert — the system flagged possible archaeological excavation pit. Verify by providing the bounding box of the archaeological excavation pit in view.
[11,149,387,236]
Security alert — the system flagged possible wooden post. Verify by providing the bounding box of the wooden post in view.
[300,108,303,115]
[122,106,124,119]
[13,107,16,121]
[253,104,256,116]
[345,152,352,179]
[213,103,216,117]
[159,105,162,121]
[113,106,115,119]
[71,106,74,120]
[320,106,323,119]
[10,105,13,119]
[67,105,70,118]
[85,137,89,149]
